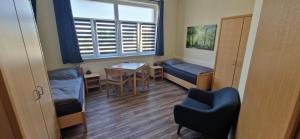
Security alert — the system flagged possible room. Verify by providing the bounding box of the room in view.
[0,0,299,139]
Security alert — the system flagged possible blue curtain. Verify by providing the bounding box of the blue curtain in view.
[53,0,83,64]
[31,0,36,19]
[155,0,164,56]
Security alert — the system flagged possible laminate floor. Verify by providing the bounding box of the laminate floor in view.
[61,80,213,139]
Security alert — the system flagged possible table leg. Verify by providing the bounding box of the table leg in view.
[84,79,89,94]
[161,69,164,80]
[134,71,137,95]
[99,76,101,93]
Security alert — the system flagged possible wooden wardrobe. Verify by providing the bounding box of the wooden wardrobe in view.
[297,126,300,139]
[0,0,60,138]
[212,14,252,90]
[236,0,300,138]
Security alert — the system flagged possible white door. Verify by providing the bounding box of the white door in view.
[13,0,60,138]
[0,0,50,138]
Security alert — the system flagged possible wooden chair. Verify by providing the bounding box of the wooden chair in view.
[136,65,150,91]
[105,68,130,96]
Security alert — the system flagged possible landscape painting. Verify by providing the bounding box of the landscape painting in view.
[186,25,217,50]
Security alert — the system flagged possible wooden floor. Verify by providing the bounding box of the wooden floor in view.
[61,80,213,139]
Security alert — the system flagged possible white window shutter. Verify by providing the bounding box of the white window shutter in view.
[96,20,118,55]
[121,22,139,53]
[74,18,94,56]
[140,23,156,52]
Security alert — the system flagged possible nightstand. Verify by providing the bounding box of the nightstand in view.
[84,72,101,93]
[150,66,163,81]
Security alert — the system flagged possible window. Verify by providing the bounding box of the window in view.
[71,0,158,59]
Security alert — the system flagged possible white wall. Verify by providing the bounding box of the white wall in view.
[37,0,178,74]
[238,0,263,100]
[176,0,255,68]
[37,0,74,69]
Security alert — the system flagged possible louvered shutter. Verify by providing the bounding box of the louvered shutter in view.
[96,20,117,55]
[74,18,94,55]
[121,22,139,53]
[140,23,156,52]
[74,20,157,57]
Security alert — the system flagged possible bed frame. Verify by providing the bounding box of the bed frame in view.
[57,68,87,132]
[164,72,214,90]
[154,61,214,90]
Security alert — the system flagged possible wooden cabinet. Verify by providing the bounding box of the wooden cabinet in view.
[212,15,252,90]
[236,0,300,138]
[84,73,101,93]
[150,66,164,81]
[0,0,60,138]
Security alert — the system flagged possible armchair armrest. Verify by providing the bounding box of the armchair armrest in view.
[188,88,213,105]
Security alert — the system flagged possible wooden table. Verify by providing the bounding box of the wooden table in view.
[112,63,145,95]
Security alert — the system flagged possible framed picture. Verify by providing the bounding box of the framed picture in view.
[186,24,217,51]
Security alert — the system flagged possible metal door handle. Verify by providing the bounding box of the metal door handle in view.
[36,86,44,95]
[33,89,41,101]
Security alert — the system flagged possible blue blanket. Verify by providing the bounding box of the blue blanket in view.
[50,77,82,103]
[161,59,213,84]
[172,63,213,75]
[49,77,84,116]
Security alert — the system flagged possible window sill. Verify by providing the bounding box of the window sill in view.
[82,53,156,61]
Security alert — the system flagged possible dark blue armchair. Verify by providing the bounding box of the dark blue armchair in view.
[174,87,241,139]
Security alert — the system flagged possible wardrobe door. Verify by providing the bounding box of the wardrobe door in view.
[212,17,244,90]
[232,16,252,88]
[0,0,49,138]
[236,0,300,138]
[13,0,60,138]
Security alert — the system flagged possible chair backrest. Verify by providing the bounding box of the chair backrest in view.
[105,68,124,81]
[213,87,240,110]
[139,65,150,78]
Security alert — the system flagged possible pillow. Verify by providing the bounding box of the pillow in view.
[162,59,183,65]
[48,68,78,80]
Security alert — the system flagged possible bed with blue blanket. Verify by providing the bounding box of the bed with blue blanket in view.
[160,59,214,90]
[48,68,87,131]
